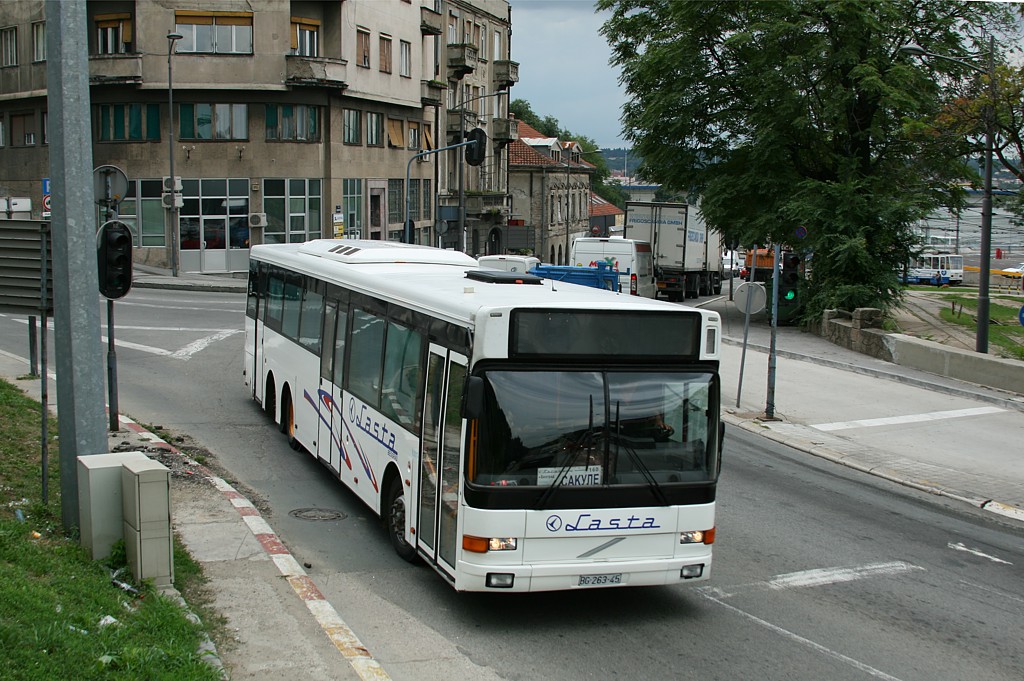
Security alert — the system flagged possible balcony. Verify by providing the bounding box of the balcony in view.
[421,79,446,107]
[493,60,519,91]
[446,109,466,140]
[466,192,508,216]
[285,56,347,90]
[446,43,479,80]
[89,54,142,85]
[421,6,443,36]
[492,117,519,145]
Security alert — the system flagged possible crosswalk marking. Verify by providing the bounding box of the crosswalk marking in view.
[811,406,1004,432]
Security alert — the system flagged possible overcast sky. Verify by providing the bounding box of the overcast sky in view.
[507,0,628,149]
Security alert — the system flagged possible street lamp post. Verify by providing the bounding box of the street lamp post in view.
[901,36,996,353]
[562,148,603,264]
[167,31,182,277]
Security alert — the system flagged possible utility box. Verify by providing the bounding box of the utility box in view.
[121,457,173,588]
[77,452,151,560]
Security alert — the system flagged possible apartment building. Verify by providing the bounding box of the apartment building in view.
[0,0,517,272]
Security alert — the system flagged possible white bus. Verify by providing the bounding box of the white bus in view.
[244,240,723,592]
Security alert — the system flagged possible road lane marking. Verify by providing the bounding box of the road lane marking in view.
[171,329,243,360]
[699,591,906,681]
[947,542,1012,565]
[702,561,922,599]
[811,406,1004,432]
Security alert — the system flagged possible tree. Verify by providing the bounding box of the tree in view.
[598,0,1018,321]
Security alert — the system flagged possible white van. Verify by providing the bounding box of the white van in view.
[570,237,657,298]
[477,254,541,273]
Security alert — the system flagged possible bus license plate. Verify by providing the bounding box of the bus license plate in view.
[578,573,622,586]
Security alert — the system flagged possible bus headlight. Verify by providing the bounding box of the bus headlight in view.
[463,535,518,553]
[680,528,715,544]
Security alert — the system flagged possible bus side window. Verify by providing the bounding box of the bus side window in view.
[281,272,303,342]
[332,306,349,388]
[298,279,324,354]
[381,321,423,431]
[265,267,285,331]
[348,308,386,407]
[320,297,337,381]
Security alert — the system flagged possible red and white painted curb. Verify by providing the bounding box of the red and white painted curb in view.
[118,415,391,681]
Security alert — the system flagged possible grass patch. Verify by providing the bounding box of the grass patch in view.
[0,379,223,681]
[937,294,1024,360]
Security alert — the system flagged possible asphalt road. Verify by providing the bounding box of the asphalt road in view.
[1,287,1021,680]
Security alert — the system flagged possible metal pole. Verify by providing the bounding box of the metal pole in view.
[766,244,780,419]
[564,158,570,264]
[28,316,38,377]
[977,35,995,353]
[736,245,758,409]
[459,83,466,253]
[168,33,182,276]
[39,226,49,505]
[106,299,119,432]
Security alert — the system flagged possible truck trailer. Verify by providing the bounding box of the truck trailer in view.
[623,201,723,301]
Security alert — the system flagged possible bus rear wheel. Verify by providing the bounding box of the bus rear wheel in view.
[385,478,418,564]
[281,392,302,451]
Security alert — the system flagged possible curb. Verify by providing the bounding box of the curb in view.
[118,415,392,681]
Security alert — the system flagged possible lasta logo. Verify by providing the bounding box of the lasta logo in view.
[545,513,660,532]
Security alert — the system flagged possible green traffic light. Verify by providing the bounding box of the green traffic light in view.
[784,290,796,301]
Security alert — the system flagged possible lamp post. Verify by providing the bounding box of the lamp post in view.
[457,86,509,253]
[167,31,182,277]
[901,36,996,353]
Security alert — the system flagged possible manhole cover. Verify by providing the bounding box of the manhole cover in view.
[289,508,347,522]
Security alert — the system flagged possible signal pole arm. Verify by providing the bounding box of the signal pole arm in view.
[404,138,479,245]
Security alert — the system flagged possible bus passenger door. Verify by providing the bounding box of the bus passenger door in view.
[417,345,467,577]
[318,299,346,474]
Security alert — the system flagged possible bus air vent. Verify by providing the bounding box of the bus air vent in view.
[465,270,544,285]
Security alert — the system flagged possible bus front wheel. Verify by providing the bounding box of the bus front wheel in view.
[385,478,418,564]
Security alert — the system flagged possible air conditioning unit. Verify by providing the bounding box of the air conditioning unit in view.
[162,176,182,192]
[249,213,268,228]
[160,193,183,209]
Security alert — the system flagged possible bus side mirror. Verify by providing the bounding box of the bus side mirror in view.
[463,376,485,420]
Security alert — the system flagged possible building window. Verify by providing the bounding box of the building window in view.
[423,179,431,220]
[400,40,411,77]
[387,179,403,225]
[407,121,420,150]
[291,18,319,57]
[179,103,248,140]
[32,22,45,62]
[262,178,322,244]
[379,35,392,74]
[0,118,5,148]
[175,12,253,55]
[265,105,320,142]
[10,113,36,147]
[447,13,458,44]
[95,13,132,54]
[343,109,361,145]
[386,118,404,148]
[117,179,165,247]
[357,28,370,68]
[1,26,16,66]
[343,178,363,238]
[493,30,501,61]
[409,179,420,220]
[367,112,383,146]
[97,104,160,142]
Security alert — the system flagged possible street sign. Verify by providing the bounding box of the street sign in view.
[93,165,129,208]
[1018,305,1024,327]
[42,177,51,218]
[332,210,345,238]
[734,281,766,314]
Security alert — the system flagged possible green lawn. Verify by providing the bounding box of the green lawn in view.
[935,294,1024,360]
[0,379,223,681]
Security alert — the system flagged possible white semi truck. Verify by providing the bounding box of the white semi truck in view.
[623,201,723,301]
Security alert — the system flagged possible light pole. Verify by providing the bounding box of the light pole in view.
[457,86,509,253]
[901,37,996,353]
[167,31,182,277]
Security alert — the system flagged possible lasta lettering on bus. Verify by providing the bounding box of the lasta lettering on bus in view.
[348,397,399,460]
[545,513,660,533]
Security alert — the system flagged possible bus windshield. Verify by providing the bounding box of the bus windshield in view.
[471,370,719,489]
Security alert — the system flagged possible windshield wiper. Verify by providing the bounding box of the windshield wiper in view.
[535,395,599,509]
[614,402,668,506]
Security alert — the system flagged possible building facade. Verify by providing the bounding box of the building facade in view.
[0,0,518,272]
[507,120,594,265]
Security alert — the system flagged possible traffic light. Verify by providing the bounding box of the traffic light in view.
[97,220,133,299]
[777,251,802,322]
[465,127,487,166]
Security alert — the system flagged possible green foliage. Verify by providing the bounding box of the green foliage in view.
[598,0,1018,322]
